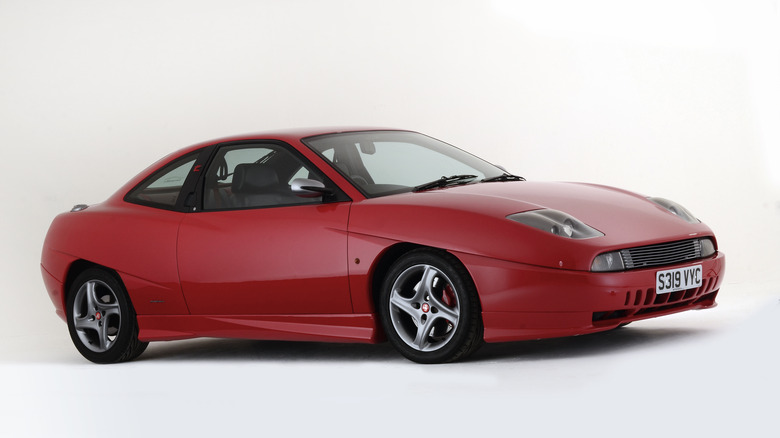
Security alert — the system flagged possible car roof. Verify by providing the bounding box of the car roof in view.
[213,126,399,144]
[165,126,402,157]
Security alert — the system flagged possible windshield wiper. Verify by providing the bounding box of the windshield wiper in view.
[481,173,526,183]
[413,174,478,192]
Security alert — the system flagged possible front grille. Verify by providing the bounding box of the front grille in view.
[620,238,704,269]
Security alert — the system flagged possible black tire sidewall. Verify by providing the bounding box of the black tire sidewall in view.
[66,268,138,364]
[379,249,481,364]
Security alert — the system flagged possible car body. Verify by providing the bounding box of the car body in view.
[41,128,725,363]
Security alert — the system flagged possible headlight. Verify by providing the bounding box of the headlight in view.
[591,251,625,272]
[700,238,716,257]
[507,209,603,239]
[648,197,699,223]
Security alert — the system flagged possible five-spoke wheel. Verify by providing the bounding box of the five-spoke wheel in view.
[72,278,123,352]
[380,249,482,363]
[66,269,148,363]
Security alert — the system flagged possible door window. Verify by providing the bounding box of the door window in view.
[203,144,338,210]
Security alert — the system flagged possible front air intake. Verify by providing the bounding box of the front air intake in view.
[620,238,705,269]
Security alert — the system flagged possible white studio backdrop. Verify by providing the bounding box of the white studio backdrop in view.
[0,1,778,435]
[1,0,778,348]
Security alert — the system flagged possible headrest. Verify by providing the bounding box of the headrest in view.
[233,164,279,194]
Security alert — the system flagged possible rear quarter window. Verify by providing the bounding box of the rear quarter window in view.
[125,152,198,209]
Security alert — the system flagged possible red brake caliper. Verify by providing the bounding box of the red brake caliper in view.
[442,284,455,307]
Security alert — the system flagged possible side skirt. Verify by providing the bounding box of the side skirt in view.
[137,313,381,343]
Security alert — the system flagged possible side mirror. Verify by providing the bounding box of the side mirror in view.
[291,178,334,198]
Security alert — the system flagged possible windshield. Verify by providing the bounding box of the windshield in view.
[302,131,506,197]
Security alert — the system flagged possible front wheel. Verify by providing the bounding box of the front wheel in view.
[379,249,483,363]
[66,268,148,363]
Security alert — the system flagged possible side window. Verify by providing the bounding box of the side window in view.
[126,152,198,209]
[203,144,329,210]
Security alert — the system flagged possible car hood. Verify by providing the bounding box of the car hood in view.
[349,181,715,268]
[431,181,703,241]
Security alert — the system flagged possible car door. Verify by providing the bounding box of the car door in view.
[176,141,353,315]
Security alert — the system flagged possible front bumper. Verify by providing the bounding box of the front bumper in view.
[455,251,725,343]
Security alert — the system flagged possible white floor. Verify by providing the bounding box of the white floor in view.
[1,283,777,438]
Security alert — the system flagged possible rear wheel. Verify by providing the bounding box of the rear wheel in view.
[66,268,148,363]
[379,249,483,363]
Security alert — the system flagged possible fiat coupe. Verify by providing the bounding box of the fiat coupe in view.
[41,128,725,363]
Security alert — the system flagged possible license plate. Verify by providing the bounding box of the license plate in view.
[656,265,702,294]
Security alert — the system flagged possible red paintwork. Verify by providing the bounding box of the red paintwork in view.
[42,203,189,316]
[40,127,725,348]
[137,314,378,343]
[177,203,352,315]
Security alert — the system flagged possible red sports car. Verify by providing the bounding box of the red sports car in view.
[41,128,725,363]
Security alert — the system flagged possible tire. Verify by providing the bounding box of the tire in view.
[66,268,148,363]
[379,249,483,363]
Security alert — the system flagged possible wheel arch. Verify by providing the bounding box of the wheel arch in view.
[369,243,483,316]
[64,260,125,305]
